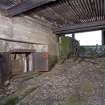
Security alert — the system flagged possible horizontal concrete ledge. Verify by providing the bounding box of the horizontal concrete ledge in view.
[0,37,48,45]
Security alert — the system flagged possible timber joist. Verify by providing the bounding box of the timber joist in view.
[0,0,105,34]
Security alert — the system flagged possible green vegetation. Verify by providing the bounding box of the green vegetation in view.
[79,45,105,58]
[62,80,93,105]
[59,36,72,61]
[4,96,19,105]
[80,80,93,96]
[21,87,37,99]
[48,36,80,69]
[22,76,34,82]
[48,55,57,70]
[63,95,85,105]
[59,36,79,63]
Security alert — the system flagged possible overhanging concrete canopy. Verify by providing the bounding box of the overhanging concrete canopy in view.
[0,0,56,16]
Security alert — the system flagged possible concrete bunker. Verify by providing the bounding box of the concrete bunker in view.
[9,49,35,75]
[9,49,48,75]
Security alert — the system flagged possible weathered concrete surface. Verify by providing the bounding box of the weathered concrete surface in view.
[0,13,58,73]
[48,32,58,56]
[48,29,58,70]
[58,36,79,62]
[1,57,105,105]
[0,13,57,55]
[0,13,58,82]
[0,14,49,44]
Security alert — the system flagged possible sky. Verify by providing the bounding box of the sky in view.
[66,30,102,46]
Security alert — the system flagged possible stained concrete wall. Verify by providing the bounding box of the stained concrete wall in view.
[58,36,79,63]
[0,13,58,55]
[0,13,58,74]
[48,33,58,56]
[48,31,58,70]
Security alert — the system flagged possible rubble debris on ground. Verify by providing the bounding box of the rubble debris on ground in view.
[1,57,105,105]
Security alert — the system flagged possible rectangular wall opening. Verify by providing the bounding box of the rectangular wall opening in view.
[75,30,102,46]
[9,49,35,75]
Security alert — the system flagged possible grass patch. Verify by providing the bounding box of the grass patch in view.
[63,95,86,105]
[20,87,37,100]
[48,55,57,70]
[3,96,19,105]
[22,76,34,82]
[80,80,93,96]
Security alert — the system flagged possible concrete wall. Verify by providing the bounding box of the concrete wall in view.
[0,13,58,74]
[48,33,58,70]
[58,36,79,63]
[48,33,58,56]
[0,14,58,55]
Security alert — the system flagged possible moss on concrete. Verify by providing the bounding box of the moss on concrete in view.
[48,55,57,70]
[59,36,72,61]
[3,96,19,105]
[59,36,79,63]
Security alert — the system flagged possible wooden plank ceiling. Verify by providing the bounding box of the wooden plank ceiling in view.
[0,0,24,9]
[34,0,105,34]
[0,0,105,34]
[0,0,56,16]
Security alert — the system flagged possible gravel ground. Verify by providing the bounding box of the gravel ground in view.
[1,57,105,105]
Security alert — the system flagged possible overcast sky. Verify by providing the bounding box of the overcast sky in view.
[66,30,102,46]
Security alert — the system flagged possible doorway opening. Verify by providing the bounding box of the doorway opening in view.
[9,49,35,75]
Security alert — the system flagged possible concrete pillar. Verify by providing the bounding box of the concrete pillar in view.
[23,54,27,73]
[102,30,105,45]
[72,33,75,39]
[28,54,33,72]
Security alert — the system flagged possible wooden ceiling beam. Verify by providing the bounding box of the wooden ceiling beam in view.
[54,20,105,34]
[4,0,56,16]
